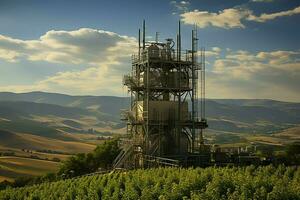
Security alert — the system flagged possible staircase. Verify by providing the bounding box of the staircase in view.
[149,137,159,156]
[112,145,133,169]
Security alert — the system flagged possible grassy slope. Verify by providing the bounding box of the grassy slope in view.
[0,157,59,182]
[0,130,95,154]
[205,125,300,147]
[273,126,300,140]
[0,129,96,182]
[1,92,299,134]
[245,126,300,146]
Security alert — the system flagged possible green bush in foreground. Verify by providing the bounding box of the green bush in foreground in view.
[0,165,299,200]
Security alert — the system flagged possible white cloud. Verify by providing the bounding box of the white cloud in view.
[251,0,274,2]
[181,8,250,28]
[0,28,136,65]
[248,6,300,22]
[200,47,221,58]
[0,28,137,96]
[0,28,299,101]
[0,49,21,62]
[206,49,300,102]
[0,35,27,62]
[212,47,221,53]
[180,5,300,29]
[0,58,131,96]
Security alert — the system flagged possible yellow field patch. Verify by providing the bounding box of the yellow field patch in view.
[15,133,96,154]
[0,156,59,181]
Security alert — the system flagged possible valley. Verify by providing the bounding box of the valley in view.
[0,92,299,181]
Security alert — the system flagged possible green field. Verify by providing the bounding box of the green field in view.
[0,166,299,200]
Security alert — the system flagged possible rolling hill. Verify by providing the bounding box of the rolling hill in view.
[0,100,124,140]
[0,91,299,181]
[0,92,129,121]
[0,156,59,182]
[0,91,299,148]
[0,130,95,154]
[0,91,299,135]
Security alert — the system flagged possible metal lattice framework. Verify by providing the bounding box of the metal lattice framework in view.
[115,21,208,169]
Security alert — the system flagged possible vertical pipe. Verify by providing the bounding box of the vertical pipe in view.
[177,20,181,154]
[203,47,206,119]
[138,29,141,60]
[176,34,179,60]
[178,20,181,61]
[202,48,204,120]
[143,20,145,50]
[137,28,141,127]
[200,47,205,145]
[146,63,149,155]
[191,29,195,153]
[144,20,148,155]
[203,48,205,120]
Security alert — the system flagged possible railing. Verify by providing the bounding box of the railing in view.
[144,155,180,167]
[123,109,207,124]
[132,49,194,63]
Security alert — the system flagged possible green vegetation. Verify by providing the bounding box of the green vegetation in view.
[254,142,300,165]
[0,165,299,200]
[58,139,120,178]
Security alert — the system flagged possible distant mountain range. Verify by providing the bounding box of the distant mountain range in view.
[0,92,130,118]
[0,91,299,138]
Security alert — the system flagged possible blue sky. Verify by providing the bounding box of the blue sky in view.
[0,0,299,101]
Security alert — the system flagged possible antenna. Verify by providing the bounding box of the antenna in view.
[138,29,141,59]
[203,47,206,120]
[178,20,181,61]
[143,20,146,50]
[155,32,159,43]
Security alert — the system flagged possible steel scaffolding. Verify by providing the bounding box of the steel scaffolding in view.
[114,21,208,169]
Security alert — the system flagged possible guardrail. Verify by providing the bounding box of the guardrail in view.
[144,155,180,167]
[132,49,194,63]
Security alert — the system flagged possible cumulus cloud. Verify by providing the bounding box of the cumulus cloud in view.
[0,28,137,96]
[0,28,299,101]
[181,8,250,29]
[200,47,221,58]
[206,49,300,102]
[0,49,21,62]
[0,60,130,96]
[0,28,136,64]
[180,5,300,29]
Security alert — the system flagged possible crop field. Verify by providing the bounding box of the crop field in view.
[0,165,299,200]
[0,157,59,182]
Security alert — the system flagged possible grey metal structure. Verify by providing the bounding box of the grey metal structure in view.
[114,21,208,169]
